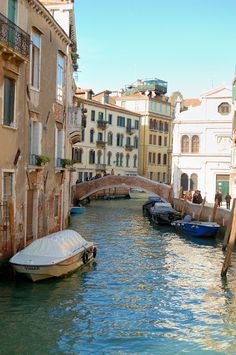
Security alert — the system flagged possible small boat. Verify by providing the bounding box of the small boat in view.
[129,188,150,199]
[149,201,181,225]
[9,229,97,282]
[70,206,86,214]
[143,195,166,216]
[171,215,220,237]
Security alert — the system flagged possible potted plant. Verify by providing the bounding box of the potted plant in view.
[61,159,74,168]
[36,155,50,166]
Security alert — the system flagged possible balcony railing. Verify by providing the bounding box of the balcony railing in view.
[96,163,106,170]
[125,144,134,151]
[97,120,108,130]
[126,127,136,135]
[0,12,30,58]
[96,140,107,148]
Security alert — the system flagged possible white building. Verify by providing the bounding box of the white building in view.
[72,90,141,182]
[172,85,233,203]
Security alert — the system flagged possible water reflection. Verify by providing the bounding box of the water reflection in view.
[1,199,236,353]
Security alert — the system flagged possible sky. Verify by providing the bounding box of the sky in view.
[74,0,236,98]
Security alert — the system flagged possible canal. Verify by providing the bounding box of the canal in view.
[1,199,236,354]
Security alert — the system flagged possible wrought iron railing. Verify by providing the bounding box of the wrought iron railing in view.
[0,12,30,58]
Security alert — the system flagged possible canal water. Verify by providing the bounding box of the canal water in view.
[1,199,236,354]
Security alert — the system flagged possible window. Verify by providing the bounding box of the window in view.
[98,112,104,120]
[158,136,162,146]
[116,134,123,147]
[108,114,112,124]
[54,195,59,217]
[157,153,161,164]
[163,154,167,165]
[97,132,103,141]
[181,135,189,153]
[56,53,65,101]
[3,76,15,127]
[164,137,167,146]
[126,137,131,146]
[29,120,42,164]
[97,150,102,164]
[157,172,160,181]
[126,154,130,167]
[153,135,156,145]
[152,153,156,164]
[116,153,119,166]
[163,172,166,182]
[148,152,152,163]
[91,110,95,121]
[107,151,112,165]
[30,30,41,89]
[117,116,125,127]
[55,127,64,166]
[181,173,188,191]
[149,134,152,144]
[191,135,199,153]
[218,102,231,115]
[133,136,138,149]
[81,129,85,142]
[89,150,95,164]
[3,172,14,200]
[72,147,83,163]
[164,122,169,132]
[90,129,94,143]
[108,132,113,145]
[133,154,137,168]
[159,121,163,131]
[120,153,123,166]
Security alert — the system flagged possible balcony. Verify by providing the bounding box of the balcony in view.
[96,140,107,148]
[97,120,108,130]
[96,163,106,171]
[68,106,82,144]
[125,144,134,151]
[126,126,136,135]
[0,12,30,60]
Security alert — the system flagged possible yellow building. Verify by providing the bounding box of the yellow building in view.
[115,79,174,183]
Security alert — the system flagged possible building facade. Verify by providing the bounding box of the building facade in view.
[172,86,233,203]
[0,0,79,257]
[115,79,174,183]
[72,90,141,182]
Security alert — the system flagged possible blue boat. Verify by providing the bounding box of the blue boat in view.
[171,217,220,238]
[70,206,86,214]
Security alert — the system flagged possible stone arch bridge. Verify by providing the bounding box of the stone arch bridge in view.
[72,175,173,203]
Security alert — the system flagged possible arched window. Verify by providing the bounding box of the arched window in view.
[133,154,137,168]
[190,173,198,191]
[107,132,113,145]
[120,134,124,147]
[120,153,123,166]
[126,154,130,167]
[107,151,112,166]
[72,147,83,163]
[181,173,188,191]
[134,136,138,149]
[126,136,131,146]
[97,150,102,164]
[89,150,95,164]
[181,135,189,153]
[191,135,199,153]
[116,133,121,146]
[90,129,94,143]
[116,153,119,166]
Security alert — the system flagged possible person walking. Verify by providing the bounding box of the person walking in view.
[225,192,232,209]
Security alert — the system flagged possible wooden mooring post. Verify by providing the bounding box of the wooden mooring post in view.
[221,201,236,277]
[222,198,236,251]
[197,197,206,221]
[177,187,183,211]
[211,199,218,222]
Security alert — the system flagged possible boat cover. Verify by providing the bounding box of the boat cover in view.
[9,229,93,266]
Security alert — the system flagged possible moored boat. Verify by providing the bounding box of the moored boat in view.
[171,216,220,237]
[9,229,96,281]
[70,206,86,214]
[150,201,181,225]
[129,188,151,199]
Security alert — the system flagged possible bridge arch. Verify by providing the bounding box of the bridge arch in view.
[72,175,173,203]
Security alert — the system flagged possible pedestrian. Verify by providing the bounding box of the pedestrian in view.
[218,191,222,207]
[187,190,193,202]
[225,192,232,209]
[111,168,114,175]
[215,191,220,207]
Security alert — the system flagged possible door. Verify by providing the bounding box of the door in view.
[216,175,229,200]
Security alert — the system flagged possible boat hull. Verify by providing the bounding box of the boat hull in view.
[70,207,85,214]
[11,251,95,281]
[172,221,219,237]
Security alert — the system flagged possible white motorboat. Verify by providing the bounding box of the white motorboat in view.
[9,229,97,282]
